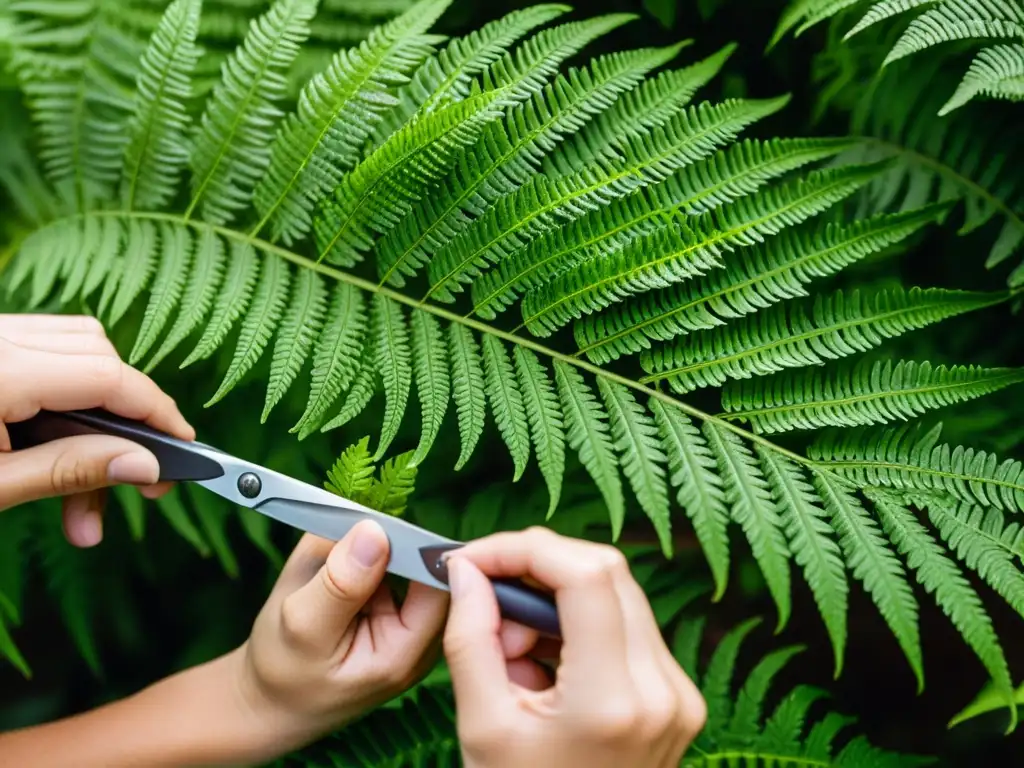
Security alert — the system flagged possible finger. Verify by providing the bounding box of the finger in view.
[507,658,552,692]
[0,315,108,336]
[451,528,632,693]
[279,520,390,657]
[443,557,514,723]
[61,488,106,547]
[0,435,161,510]
[0,341,193,439]
[1,332,118,357]
[140,481,173,499]
[498,620,540,660]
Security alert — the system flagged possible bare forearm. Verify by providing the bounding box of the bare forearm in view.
[0,648,297,768]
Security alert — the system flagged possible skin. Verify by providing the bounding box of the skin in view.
[0,314,706,767]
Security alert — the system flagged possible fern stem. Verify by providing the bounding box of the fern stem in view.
[54,209,827,469]
[808,459,1024,498]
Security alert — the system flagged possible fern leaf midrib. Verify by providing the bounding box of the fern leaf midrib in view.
[183,0,305,220]
[426,105,757,302]
[639,295,1006,384]
[857,135,1024,234]
[46,208,828,474]
[821,463,1024,499]
[518,168,869,333]
[720,371,1024,423]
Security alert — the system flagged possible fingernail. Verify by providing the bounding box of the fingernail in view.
[107,453,160,485]
[69,509,102,548]
[350,522,387,568]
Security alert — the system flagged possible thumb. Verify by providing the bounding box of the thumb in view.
[0,434,160,509]
[280,520,390,656]
[443,557,511,718]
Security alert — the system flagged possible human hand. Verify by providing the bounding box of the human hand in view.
[0,314,194,547]
[232,520,450,756]
[442,527,707,768]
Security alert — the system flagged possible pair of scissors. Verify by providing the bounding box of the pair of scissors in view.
[8,409,561,638]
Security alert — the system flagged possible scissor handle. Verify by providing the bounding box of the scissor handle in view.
[7,409,225,482]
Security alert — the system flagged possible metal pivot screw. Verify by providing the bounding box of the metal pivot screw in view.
[237,472,262,499]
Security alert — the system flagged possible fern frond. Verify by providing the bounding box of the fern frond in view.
[325,436,377,501]
[521,160,888,339]
[574,203,947,364]
[554,360,625,538]
[651,400,731,599]
[514,347,565,517]
[704,423,792,631]
[186,0,318,225]
[722,359,1024,434]
[599,380,672,556]
[870,488,1016,729]
[759,449,848,677]
[372,294,412,460]
[883,0,1024,66]
[448,324,486,470]
[812,469,923,691]
[410,310,449,465]
[482,335,531,481]
[477,137,859,322]
[368,450,418,516]
[120,0,201,212]
[376,39,685,288]
[425,95,790,303]
[252,0,451,244]
[941,42,1024,114]
[810,422,1024,513]
[640,286,1007,393]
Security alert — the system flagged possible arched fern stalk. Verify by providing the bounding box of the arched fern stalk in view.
[5,0,1024,728]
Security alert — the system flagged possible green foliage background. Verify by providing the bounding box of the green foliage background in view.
[1,0,1024,765]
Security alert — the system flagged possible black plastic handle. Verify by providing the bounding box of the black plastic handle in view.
[6,409,224,482]
[421,544,561,639]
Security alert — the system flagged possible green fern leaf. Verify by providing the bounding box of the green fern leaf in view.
[759,449,848,677]
[728,644,806,739]
[701,616,763,741]
[368,450,418,516]
[108,218,158,327]
[641,287,1007,394]
[187,0,318,224]
[575,203,947,364]
[810,422,1024,513]
[325,436,377,503]
[120,0,201,212]
[262,268,328,422]
[546,42,736,175]
[704,423,792,631]
[206,252,292,406]
[520,160,888,339]
[145,226,226,372]
[252,0,451,244]
[651,400,730,599]
[599,381,672,556]
[514,348,565,517]
[293,283,368,438]
[181,238,259,367]
[884,0,1024,66]
[482,335,531,481]
[410,310,449,465]
[926,499,1024,620]
[322,347,381,433]
[426,95,790,303]
[942,42,1024,115]
[870,489,1016,731]
[448,324,487,471]
[371,294,412,460]
[130,221,192,363]
[376,37,683,288]
[813,470,923,691]
[757,685,831,755]
[553,361,625,537]
[722,359,1024,434]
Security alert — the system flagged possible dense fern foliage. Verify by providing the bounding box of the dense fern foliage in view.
[773,0,1024,116]
[3,0,1024,764]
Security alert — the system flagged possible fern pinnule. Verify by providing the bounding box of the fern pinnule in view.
[941,42,1024,115]
[722,359,1024,434]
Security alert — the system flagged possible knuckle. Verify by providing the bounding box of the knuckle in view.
[50,449,103,493]
[679,689,708,739]
[74,315,107,336]
[459,713,516,757]
[278,598,316,650]
[579,546,628,586]
[85,354,124,391]
[642,692,680,738]
[588,694,641,742]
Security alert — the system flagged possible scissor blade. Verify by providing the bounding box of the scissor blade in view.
[255,498,455,591]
